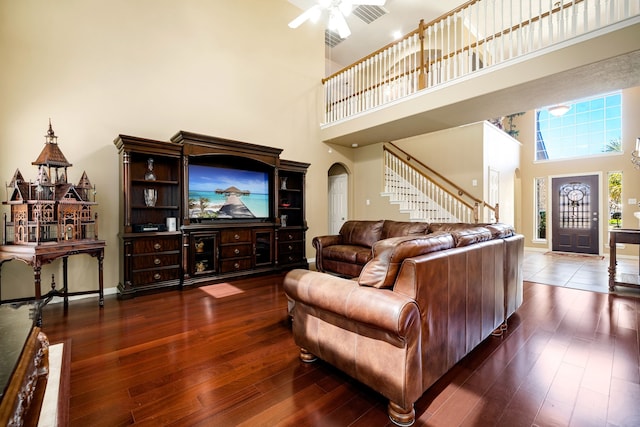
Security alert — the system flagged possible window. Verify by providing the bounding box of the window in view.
[535,91,622,161]
[534,177,547,240]
[608,171,622,229]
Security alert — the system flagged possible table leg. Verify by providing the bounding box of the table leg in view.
[608,233,616,291]
[33,266,42,326]
[98,249,104,307]
[63,256,69,310]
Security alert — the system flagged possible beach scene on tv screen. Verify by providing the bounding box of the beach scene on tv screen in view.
[188,165,269,219]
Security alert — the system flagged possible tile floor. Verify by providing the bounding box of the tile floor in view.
[524,249,640,296]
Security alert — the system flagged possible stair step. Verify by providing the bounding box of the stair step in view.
[383,160,473,223]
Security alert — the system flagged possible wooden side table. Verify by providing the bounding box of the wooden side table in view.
[608,229,640,291]
[0,239,105,325]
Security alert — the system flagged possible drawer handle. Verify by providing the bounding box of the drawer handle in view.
[288,245,293,251]
[153,273,161,280]
[154,258,161,265]
[288,234,293,240]
[234,248,240,255]
[234,262,240,269]
[154,243,162,250]
[234,234,240,240]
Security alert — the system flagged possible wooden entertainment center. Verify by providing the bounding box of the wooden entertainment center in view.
[114,131,309,298]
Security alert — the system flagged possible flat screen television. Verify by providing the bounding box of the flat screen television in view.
[188,163,271,220]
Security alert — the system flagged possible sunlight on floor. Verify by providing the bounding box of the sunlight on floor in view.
[200,283,245,298]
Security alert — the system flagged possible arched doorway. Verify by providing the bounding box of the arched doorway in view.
[328,163,349,235]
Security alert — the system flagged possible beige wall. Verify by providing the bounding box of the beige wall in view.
[0,1,354,298]
[352,143,409,221]
[394,124,486,200]
[483,122,521,226]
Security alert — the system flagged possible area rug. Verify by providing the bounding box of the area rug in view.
[544,251,605,260]
[200,282,245,298]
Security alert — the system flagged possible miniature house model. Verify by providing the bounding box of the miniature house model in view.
[2,122,98,244]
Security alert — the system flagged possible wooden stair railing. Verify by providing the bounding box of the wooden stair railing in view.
[383,143,498,223]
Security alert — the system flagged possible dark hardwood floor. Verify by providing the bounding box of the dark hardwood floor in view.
[41,274,640,426]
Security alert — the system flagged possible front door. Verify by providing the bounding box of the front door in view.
[551,175,599,254]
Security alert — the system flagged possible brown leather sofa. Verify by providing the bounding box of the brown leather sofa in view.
[285,223,524,426]
[313,220,430,277]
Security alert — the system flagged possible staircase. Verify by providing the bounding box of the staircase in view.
[381,144,497,224]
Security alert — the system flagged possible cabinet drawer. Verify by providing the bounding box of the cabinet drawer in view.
[132,267,181,284]
[132,253,180,269]
[132,237,180,254]
[220,258,252,273]
[278,253,303,265]
[220,229,251,244]
[278,241,303,255]
[279,230,303,242]
[220,244,252,258]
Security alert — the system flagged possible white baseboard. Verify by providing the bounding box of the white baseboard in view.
[46,287,118,305]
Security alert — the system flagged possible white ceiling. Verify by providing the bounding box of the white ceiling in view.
[288,0,461,69]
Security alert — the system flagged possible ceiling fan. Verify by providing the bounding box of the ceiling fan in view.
[288,0,387,39]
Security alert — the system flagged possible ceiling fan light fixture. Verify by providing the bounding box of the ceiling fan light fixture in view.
[330,7,351,38]
[548,104,571,117]
[338,1,353,17]
[289,0,385,36]
[288,4,321,28]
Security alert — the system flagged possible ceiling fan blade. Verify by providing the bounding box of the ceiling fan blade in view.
[330,8,351,39]
[288,4,321,29]
[350,0,386,5]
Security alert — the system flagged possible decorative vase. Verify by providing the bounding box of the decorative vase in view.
[144,158,156,181]
[144,188,157,207]
[281,177,288,190]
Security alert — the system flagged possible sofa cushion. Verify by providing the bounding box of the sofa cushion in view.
[358,232,455,288]
[485,223,515,239]
[339,220,384,248]
[450,227,492,247]
[380,220,429,240]
[428,222,478,233]
[323,245,373,265]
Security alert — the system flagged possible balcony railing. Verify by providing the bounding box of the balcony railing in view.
[322,0,640,124]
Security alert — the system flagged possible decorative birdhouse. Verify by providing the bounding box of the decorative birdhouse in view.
[2,121,98,244]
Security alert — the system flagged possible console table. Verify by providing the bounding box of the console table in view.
[0,239,106,325]
[608,229,640,291]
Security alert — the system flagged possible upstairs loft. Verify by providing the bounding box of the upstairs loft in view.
[320,0,640,147]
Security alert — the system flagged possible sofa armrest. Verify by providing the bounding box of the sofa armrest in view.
[312,235,343,272]
[284,269,419,335]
